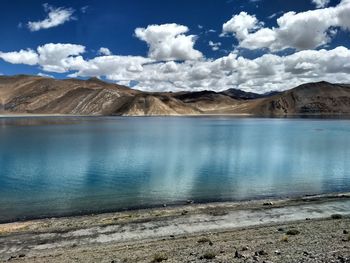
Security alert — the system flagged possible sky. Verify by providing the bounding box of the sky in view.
[0,0,349,93]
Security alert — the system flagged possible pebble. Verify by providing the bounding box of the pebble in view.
[234,250,245,258]
[7,255,17,261]
[255,250,268,256]
[337,255,346,262]
[263,202,274,206]
[252,255,259,261]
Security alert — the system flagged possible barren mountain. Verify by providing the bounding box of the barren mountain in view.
[0,75,135,115]
[220,88,267,100]
[247,81,350,115]
[1,75,350,116]
[173,90,241,112]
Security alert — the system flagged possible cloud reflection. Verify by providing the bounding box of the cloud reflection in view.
[0,117,350,221]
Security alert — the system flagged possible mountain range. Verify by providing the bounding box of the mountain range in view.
[1,75,350,116]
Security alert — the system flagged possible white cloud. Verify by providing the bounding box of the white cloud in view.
[68,55,152,79]
[134,23,203,61]
[67,46,350,93]
[2,44,350,93]
[0,49,38,65]
[27,3,74,31]
[222,12,262,39]
[2,1,350,96]
[3,1,350,96]
[0,43,85,73]
[267,11,284,19]
[37,43,85,73]
[98,47,112,56]
[37,72,54,78]
[160,61,178,73]
[224,0,350,51]
[80,6,89,13]
[208,41,222,51]
[312,0,330,8]
[239,28,276,50]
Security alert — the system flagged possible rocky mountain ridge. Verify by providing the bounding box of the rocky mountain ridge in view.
[1,75,350,116]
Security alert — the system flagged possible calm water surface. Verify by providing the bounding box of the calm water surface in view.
[0,116,350,222]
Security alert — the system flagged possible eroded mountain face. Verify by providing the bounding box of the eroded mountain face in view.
[1,75,350,116]
[249,82,350,115]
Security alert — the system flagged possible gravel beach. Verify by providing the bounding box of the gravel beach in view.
[1,193,350,263]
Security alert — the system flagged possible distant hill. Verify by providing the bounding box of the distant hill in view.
[0,75,349,116]
[248,81,350,115]
[220,88,267,100]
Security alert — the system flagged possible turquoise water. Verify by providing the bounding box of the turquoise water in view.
[0,116,350,222]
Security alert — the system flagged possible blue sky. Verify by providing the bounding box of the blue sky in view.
[0,0,349,93]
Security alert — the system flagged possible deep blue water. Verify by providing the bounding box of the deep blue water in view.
[0,116,350,222]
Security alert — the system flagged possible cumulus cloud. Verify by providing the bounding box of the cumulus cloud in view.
[81,46,350,92]
[135,23,203,61]
[0,49,38,65]
[27,3,74,31]
[37,43,85,73]
[224,0,350,51]
[2,43,350,93]
[160,61,179,73]
[222,12,262,39]
[98,47,112,56]
[312,0,330,8]
[2,4,350,94]
[0,43,85,73]
[68,55,153,79]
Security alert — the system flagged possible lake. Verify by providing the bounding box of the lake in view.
[1,116,350,222]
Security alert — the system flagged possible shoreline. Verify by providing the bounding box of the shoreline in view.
[1,193,350,262]
[1,192,350,224]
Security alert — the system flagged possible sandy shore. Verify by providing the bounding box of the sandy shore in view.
[1,193,350,262]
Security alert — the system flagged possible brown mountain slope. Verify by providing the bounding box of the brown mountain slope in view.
[0,75,199,116]
[247,81,350,115]
[0,75,137,115]
[1,76,350,116]
[113,94,201,116]
[173,90,241,113]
